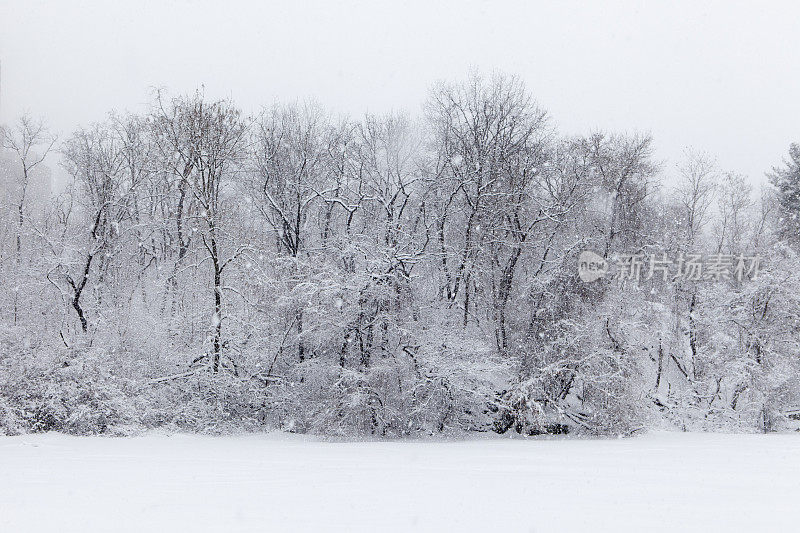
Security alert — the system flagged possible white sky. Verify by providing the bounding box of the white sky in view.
[1,0,798,185]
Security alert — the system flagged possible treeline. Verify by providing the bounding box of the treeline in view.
[1,73,799,436]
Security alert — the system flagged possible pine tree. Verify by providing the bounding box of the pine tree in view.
[768,143,800,243]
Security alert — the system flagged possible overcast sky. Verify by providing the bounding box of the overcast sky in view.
[1,0,798,186]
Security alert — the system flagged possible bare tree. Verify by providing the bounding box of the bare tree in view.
[426,73,549,331]
[1,114,57,323]
[250,103,327,362]
[163,92,248,371]
[673,150,717,248]
[61,122,134,332]
[583,132,658,256]
[714,172,752,255]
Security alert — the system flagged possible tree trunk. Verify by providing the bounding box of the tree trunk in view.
[209,221,223,373]
[496,246,523,350]
[655,340,664,391]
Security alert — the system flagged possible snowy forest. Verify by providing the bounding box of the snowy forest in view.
[1,73,799,438]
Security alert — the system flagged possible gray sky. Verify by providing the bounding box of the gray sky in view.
[1,0,798,185]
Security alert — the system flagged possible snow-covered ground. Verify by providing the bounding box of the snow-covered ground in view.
[1,432,798,532]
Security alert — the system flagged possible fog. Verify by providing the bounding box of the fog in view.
[2,0,799,182]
